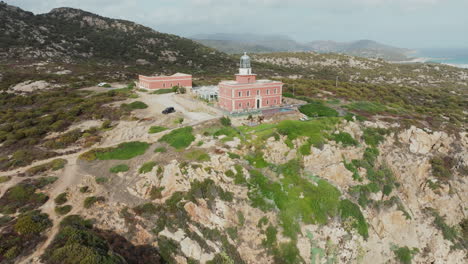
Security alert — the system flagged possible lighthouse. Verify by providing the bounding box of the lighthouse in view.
[218,52,283,112]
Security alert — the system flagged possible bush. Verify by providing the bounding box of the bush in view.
[329,132,359,147]
[54,192,68,205]
[159,126,195,150]
[0,175,11,183]
[79,186,89,193]
[121,101,148,111]
[362,127,389,147]
[26,158,67,176]
[96,177,109,184]
[55,205,72,215]
[148,126,167,134]
[154,146,167,153]
[84,196,105,209]
[430,156,453,182]
[391,245,419,264]
[339,199,368,238]
[185,150,210,162]
[220,116,231,126]
[133,203,158,216]
[139,161,157,173]
[109,164,129,173]
[14,211,51,235]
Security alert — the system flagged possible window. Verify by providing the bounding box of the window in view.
[274,99,277,104]
[238,91,242,97]
[238,103,242,108]
[266,100,269,105]
[267,89,270,95]
[274,88,277,94]
[247,91,250,96]
[178,82,180,86]
[247,102,250,107]
[163,83,166,88]
[257,90,260,95]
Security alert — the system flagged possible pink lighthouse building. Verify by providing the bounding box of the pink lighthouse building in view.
[219,53,283,112]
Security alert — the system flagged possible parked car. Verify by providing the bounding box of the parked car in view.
[162,107,175,114]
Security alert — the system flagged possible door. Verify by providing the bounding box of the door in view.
[256,99,260,109]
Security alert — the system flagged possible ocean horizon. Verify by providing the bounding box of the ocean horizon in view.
[408,48,468,69]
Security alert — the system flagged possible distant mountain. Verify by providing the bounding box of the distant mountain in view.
[0,3,234,72]
[191,33,412,61]
[191,33,309,54]
[306,40,415,61]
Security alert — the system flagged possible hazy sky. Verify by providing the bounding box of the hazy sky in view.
[4,0,468,48]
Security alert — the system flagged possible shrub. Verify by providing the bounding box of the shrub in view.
[227,152,240,159]
[14,211,51,235]
[139,161,157,173]
[84,196,105,209]
[121,101,148,111]
[339,199,368,238]
[148,126,167,134]
[55,205,72,215]
[329,132,359,147]
[362,127,389,147]
[220,116,231,126]
[79,186,89,193]
[185,150,210,162]
[154,146,167,153]
[430,156,453,182]
[133,203,158,216]
[245,151,269,168]
[109,164,129,173]
[0,181,49,214]
[299,102,338,117]
[345,101,387,114]
[26,158,67,176]
[0,175,11,183]
[96,177,109,184]
[54,192,68,205]
[391,245,419,264]
[159,126,195,150]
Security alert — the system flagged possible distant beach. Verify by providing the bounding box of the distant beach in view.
[398,48,468,69]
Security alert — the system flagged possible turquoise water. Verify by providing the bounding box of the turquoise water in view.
[413,48,468,68]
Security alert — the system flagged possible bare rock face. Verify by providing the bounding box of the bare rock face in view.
[263,136,296,164]
[10,80,54,93]
[398,126,453,155]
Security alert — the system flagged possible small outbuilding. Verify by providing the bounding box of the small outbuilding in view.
[138,73,192,91]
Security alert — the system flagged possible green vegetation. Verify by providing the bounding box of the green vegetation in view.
[44,129,83,149]
[430,156,454,182]
[26,158,67,176]
[154,146,167,153]
[83,196,105,209]
[0,210,51,262]
[329,132,358,147]
[339,199,369,238]
[81,141,150,161]
[55,205,72,216]
[159,126,195,150]
[148,126,167,134]
[185,150,210,162]
[0,180,49,214]
[0,176,11,183]
[187,179,234,206]
[344,101,387,114]
[133,203,158,216]
[109,164,130,173]
[79,186,90,193]
[151,88,173,94]
[391,245,419,264]
[227,152,240,159]
[299,102,339,117]
[362,127,390,147]
[220,116,232,126]
[95,177,109,184]
[121,101,148,111]
[139,161,157,173]
[54,192,68,205]
[426,208,466,249]
[245,151,269,169]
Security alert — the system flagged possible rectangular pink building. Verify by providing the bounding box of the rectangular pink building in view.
[218,53,283,112]
[138,73,192,90]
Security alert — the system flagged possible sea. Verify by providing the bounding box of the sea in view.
[408,48,468,69]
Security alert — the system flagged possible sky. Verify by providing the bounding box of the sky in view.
[4,0,468,49]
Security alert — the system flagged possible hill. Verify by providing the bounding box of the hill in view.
[0,3,234,73]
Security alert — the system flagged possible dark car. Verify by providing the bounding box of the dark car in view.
[162,107,175,114]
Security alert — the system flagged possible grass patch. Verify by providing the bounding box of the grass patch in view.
[299,102,339,117]
[245,151,269,169]
[159,126,195,150]
[148,126,167,134]
[430,156,454,182]
[362,127,390,147]
[391,245,419,264]
[109,164,129,173]
[133,203,158,216]
[228,152,240,159]
[81,141,150,161]
[185,150,210,162]
[139,161,157,173]
[0,180,49,214]
[151,88,173,94]
[55,205,72,216]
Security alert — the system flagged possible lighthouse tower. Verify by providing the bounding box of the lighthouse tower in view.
[236,52,257,84]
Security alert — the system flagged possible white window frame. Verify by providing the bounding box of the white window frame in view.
[247,91,250,96]
[267,89,270,95]
[257,90,260,95]
[238,91,242,97]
